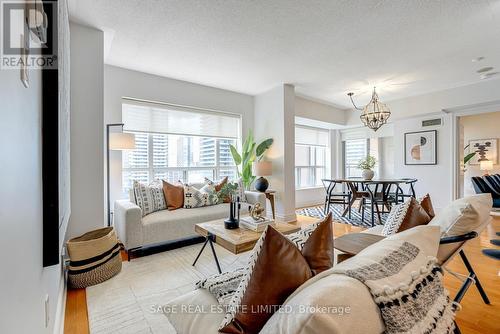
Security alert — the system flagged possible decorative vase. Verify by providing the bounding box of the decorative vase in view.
[362,169,374,180]
[224,198,240,229]
[254,176,269,192]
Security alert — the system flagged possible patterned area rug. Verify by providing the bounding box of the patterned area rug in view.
[86,243,250,334]
[296,204,388,228]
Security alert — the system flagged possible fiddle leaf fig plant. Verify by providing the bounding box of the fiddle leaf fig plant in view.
[229,130,273,189]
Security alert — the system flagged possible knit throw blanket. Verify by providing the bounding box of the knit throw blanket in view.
[333,241,456,334]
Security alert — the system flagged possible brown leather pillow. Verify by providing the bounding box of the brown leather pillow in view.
[301,212,334,275]
[419,194,435,219]
[220,227,313,334]
[162,181,184,210]
[220,213,334,333]
[396,197,431,232]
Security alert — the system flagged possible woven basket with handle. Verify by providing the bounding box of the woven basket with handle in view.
[66,227,122,288]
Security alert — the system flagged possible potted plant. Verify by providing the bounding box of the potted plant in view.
[357,156,377,180]
[229,130,273,190]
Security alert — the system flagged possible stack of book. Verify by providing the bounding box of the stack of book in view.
[240,217,275,232]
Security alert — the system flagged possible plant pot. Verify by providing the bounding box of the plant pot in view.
[362,169,374,180]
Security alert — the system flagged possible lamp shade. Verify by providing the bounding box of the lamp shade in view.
[253,161,272,176]
[480,160,493,171]
[109,132,136,150]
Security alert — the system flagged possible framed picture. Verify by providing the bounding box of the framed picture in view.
[468,138,498,165]
[404,130,437,165]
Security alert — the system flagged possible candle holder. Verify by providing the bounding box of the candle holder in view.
[224,196,240,229]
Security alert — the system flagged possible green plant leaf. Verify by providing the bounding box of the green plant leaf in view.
[256,138,273,158]
[229,145,242,165]
[464,152,476,164]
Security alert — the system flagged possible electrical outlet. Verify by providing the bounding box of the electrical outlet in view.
[44,294,49,328]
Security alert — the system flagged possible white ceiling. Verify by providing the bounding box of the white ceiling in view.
[68,0,500,108]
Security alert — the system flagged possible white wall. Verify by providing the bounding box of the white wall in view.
[255,85,296,221]
[104,65,255,208]
[294,97,345,208]
[67,23,105,238]
[295,96,346,125]
[392,114,454,210]
[0,53,64,334]
[461,111,500,195]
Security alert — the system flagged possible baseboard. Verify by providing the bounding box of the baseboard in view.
[53,271,67,334]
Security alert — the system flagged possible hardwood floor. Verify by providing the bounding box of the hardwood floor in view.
[64,215,500,334]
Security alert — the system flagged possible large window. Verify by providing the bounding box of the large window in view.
[121,101,240,195]
[295,126,329,189]
[343,139,369,178]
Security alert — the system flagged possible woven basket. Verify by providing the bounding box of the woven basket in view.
[67,227,122,288]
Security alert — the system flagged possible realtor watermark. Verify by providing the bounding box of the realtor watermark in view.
[149,304,352,316]
[1,0,57,70]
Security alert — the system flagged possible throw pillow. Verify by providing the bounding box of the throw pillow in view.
[381,198,431,236]
[219,227,313,334]
[183,184,219,208]
[162,181,184,211]
[219,213,334,333]
[419,193,436,219]
[205,176,230,203]
[132,180,166,217]
[429,194,492,236]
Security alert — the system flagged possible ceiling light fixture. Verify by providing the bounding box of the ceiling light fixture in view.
[347,87,391,132]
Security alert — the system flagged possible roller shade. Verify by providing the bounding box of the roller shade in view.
[295,126,329,147]
[122,100,241,139]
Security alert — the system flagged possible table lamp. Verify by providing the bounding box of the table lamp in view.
[253,161,272,192]
[480,160,493,176]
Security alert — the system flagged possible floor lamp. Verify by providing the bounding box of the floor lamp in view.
[107,123,135,226]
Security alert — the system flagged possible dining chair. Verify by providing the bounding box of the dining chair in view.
[363,182,399,226]
[345,181,374,225]
[321,179,351,218]
[395,178,417,203]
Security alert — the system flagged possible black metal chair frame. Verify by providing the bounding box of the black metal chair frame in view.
[439,231,491,334]
[395,178,417,203]
[322,179,352,219]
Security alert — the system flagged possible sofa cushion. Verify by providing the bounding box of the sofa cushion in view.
[165,289,224,334]
[162,181,184,211]
[260,273,383,334]
[132,180,166,217]
[428,194,492,236]
[183,184,218,208]
[141,204,249,245]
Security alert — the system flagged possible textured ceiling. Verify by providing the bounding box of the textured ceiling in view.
[68,0,500,108]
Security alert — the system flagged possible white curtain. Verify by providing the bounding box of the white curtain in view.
[122,100,241,139]
[295,125,329,147]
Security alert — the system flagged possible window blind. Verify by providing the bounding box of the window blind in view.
[295,126,329,147]
[344,139,368,164]
[122,100,241,139]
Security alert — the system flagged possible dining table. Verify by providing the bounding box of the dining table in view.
[323,178,416,226]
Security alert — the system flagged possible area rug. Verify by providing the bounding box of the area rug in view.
[86,243,249,334]
[296,204,388,228]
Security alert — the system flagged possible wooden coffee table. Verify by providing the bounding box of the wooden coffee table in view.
[193,218,301,273]
[334,232,385,263]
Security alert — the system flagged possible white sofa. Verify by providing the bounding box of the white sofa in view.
[114,184,266,252]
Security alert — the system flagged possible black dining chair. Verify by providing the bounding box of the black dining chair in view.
[395,178,417,203]
[321,179,351,218]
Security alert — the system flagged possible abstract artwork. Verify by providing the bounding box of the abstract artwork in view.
[468,139,498,165]
[404,130,437,165]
